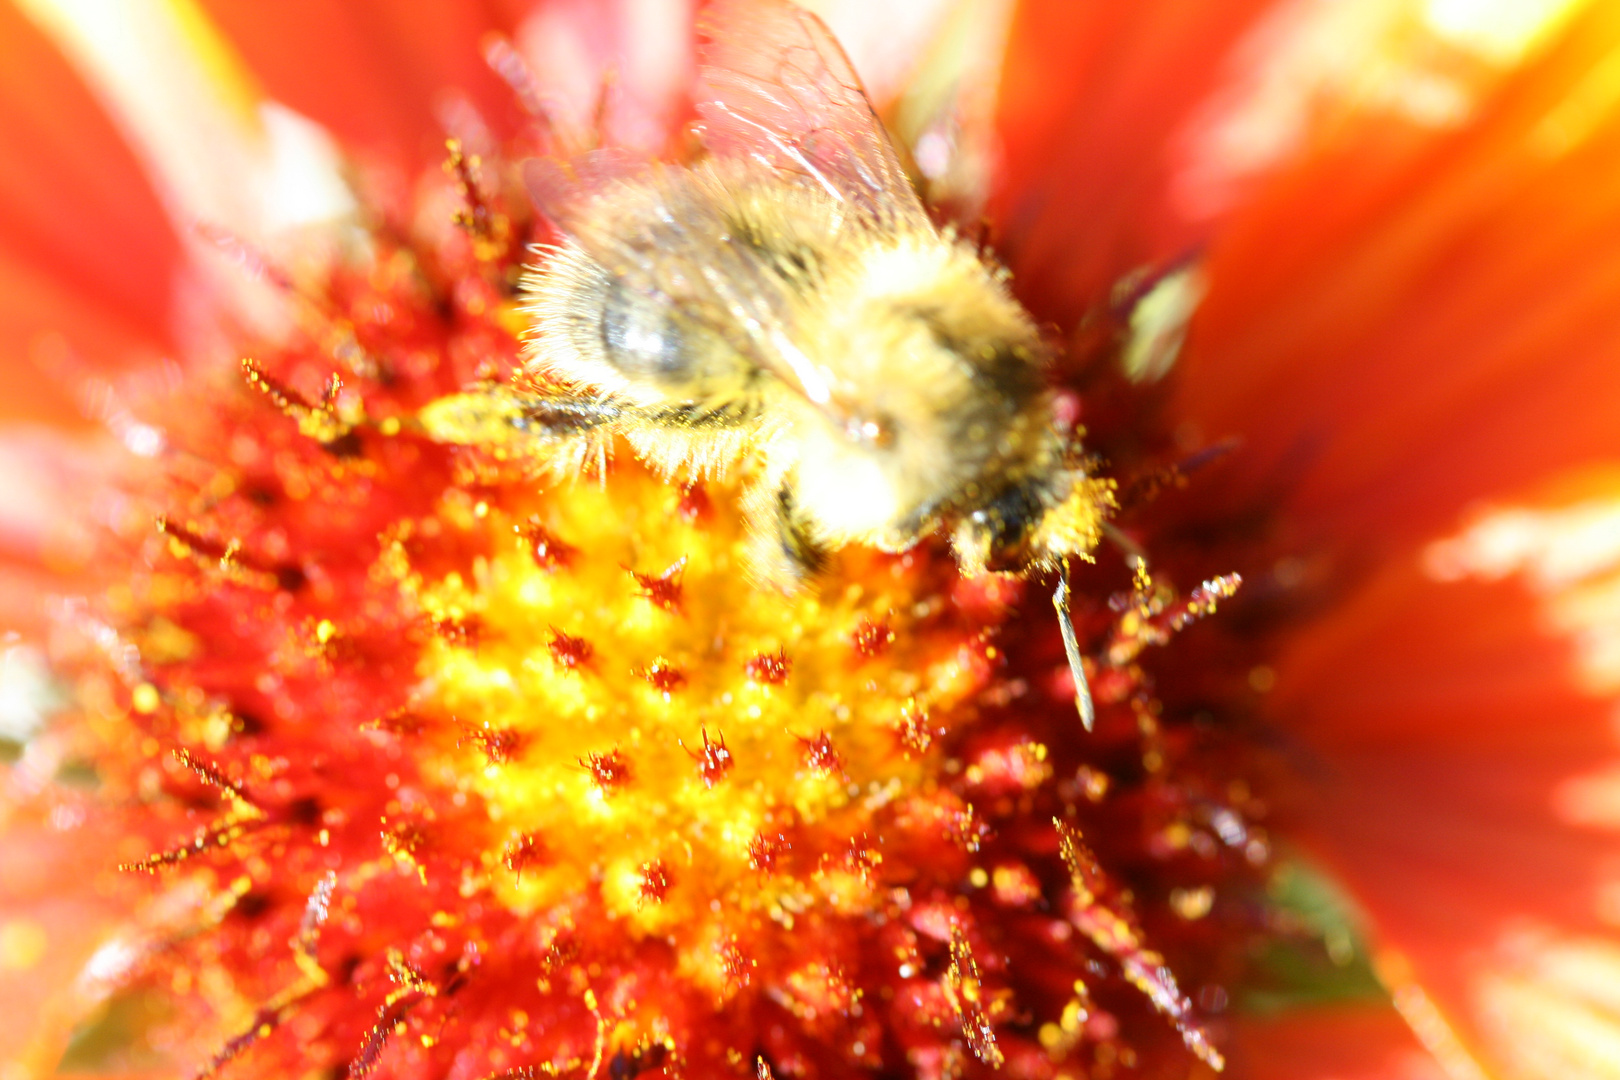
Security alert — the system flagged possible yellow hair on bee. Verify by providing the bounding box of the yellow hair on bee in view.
[1031,475,1117,571]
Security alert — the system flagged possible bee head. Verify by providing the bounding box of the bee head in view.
[953,467,1114,577]
[951,476,1050,575]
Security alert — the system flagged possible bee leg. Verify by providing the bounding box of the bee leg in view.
[417,387,622,448]
[635,401,761,430]
[510,394,624,437]
[617,400,764,483]
[767,484,828,584]
[1052,568,1095,732]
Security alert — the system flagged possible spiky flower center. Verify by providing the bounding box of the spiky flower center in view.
[401,459,992,997]
[34,128,1286,1080]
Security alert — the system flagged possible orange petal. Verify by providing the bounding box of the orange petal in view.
[197,0,532,167]
[1227,1004,1451,1080]
[20,0,363,342]
[1170,0,1620,554]
[512,0,695,155]
[0,0,179,427]
[990,0,1277,323]
[1266,478,1620,1075]
[0,812,132,1076]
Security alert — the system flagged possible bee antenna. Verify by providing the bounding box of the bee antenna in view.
[1052,563,1095,733]
[1101,521,1148,566]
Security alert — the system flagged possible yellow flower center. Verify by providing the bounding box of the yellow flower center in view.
[395,451,994,998]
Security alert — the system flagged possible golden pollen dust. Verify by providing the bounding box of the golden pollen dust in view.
[403,460,996,998]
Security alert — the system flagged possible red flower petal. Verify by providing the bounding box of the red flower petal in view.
[1228,1004,1449,1080]
[0,1,180,428]
[1268,543,1619,1071]
[197,0,528,168]
[1135,7,1620,1063]
[1172,2,1620,555]
[995,4,1620,1068]
[0,815,130,1072]
[992,0,1276,323]
[0,430,111,633]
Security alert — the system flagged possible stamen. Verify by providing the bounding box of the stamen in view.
[944,928,1005,1067]
[240,358,353,443]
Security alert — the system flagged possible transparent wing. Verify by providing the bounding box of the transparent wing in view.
[559,171,856,423]
[523,150,651,234]
[696,0,928,229]
[523,0,915,428]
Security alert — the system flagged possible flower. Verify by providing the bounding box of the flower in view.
[992,0,1620,1073]
[2,1,1619,1078]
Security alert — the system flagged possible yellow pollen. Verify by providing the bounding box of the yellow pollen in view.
[390,453,986,1003]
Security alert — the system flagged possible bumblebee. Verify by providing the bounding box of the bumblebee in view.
[422,0,1109,726]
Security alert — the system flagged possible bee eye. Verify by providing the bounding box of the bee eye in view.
[600,277,688,381]
[852,416,894,448]
[833,396,895,449]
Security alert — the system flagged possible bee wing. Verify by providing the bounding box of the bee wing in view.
[528,158,844,419]
[524,149,651,233]
[524,0,912,426]
[696,0,928,229]
[581,177,854,422]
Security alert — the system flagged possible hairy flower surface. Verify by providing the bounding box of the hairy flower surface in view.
[3,2,1620,1080]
